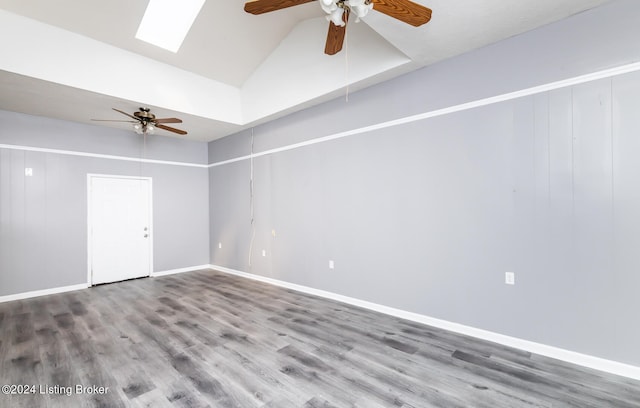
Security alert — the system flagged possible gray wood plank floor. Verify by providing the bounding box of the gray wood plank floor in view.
[1,269,638,407]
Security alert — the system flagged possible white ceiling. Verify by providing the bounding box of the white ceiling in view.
[0,0,613,142]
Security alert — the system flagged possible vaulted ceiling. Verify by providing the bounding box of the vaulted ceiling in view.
[0,0,613,141]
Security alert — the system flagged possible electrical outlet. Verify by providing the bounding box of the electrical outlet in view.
[218,242,222,249]
[262,249,266,257]
[25,168,33,177]
[505,272,515,285]
[329,260,334,269]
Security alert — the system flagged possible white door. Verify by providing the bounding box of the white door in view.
[89,175,152,285]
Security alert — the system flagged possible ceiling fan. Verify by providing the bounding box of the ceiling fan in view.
[92,107,187,135]
[244,0,432,55]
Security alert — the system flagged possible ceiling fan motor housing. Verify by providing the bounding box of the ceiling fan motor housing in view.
[134,107,156,122]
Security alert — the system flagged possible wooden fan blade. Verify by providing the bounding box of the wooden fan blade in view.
[91,119,136,123]
[112,108,140,121]
[325,11,349,55]
[244,0,314,14]
[153,118,183,124]
[372,0,432,26]
[155,124,187,135]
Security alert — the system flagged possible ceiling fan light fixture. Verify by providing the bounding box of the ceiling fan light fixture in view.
[327,7,346,27]
[320,0,338,13]
[133,122,155,135]
[322,0,371,25]
[348,0,373,20]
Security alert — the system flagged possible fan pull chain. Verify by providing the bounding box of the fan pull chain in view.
[248,128,256,269]
[344,19,349,102]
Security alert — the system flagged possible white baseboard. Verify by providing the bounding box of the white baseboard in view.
[208,264,640,381]
[151,264,211,277]
[0,283,90,303]
[0,264,209,302]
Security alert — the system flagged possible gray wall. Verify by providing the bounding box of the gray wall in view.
[0,111,210,296]
[208,0,640,366]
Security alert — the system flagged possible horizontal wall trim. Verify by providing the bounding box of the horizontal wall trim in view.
[208,60,640,168]
[0,143,208,168]
[151,264,212,277]
[0,283,90,303]
[209,264,640,381]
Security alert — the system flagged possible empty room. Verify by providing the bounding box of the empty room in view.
[1,0,640,407]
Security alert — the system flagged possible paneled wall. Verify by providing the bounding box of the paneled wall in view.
[0,111,210,296]
[209,69,640,369]
[209,0,640,366]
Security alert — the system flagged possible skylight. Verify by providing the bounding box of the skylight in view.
[135,0,206,53]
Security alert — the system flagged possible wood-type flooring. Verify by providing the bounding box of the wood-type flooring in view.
[0,269,638,407]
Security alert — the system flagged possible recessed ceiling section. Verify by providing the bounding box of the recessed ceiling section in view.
[0,9,242,125]
[242,17,411,122]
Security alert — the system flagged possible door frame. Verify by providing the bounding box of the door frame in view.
[87,173,154,286]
